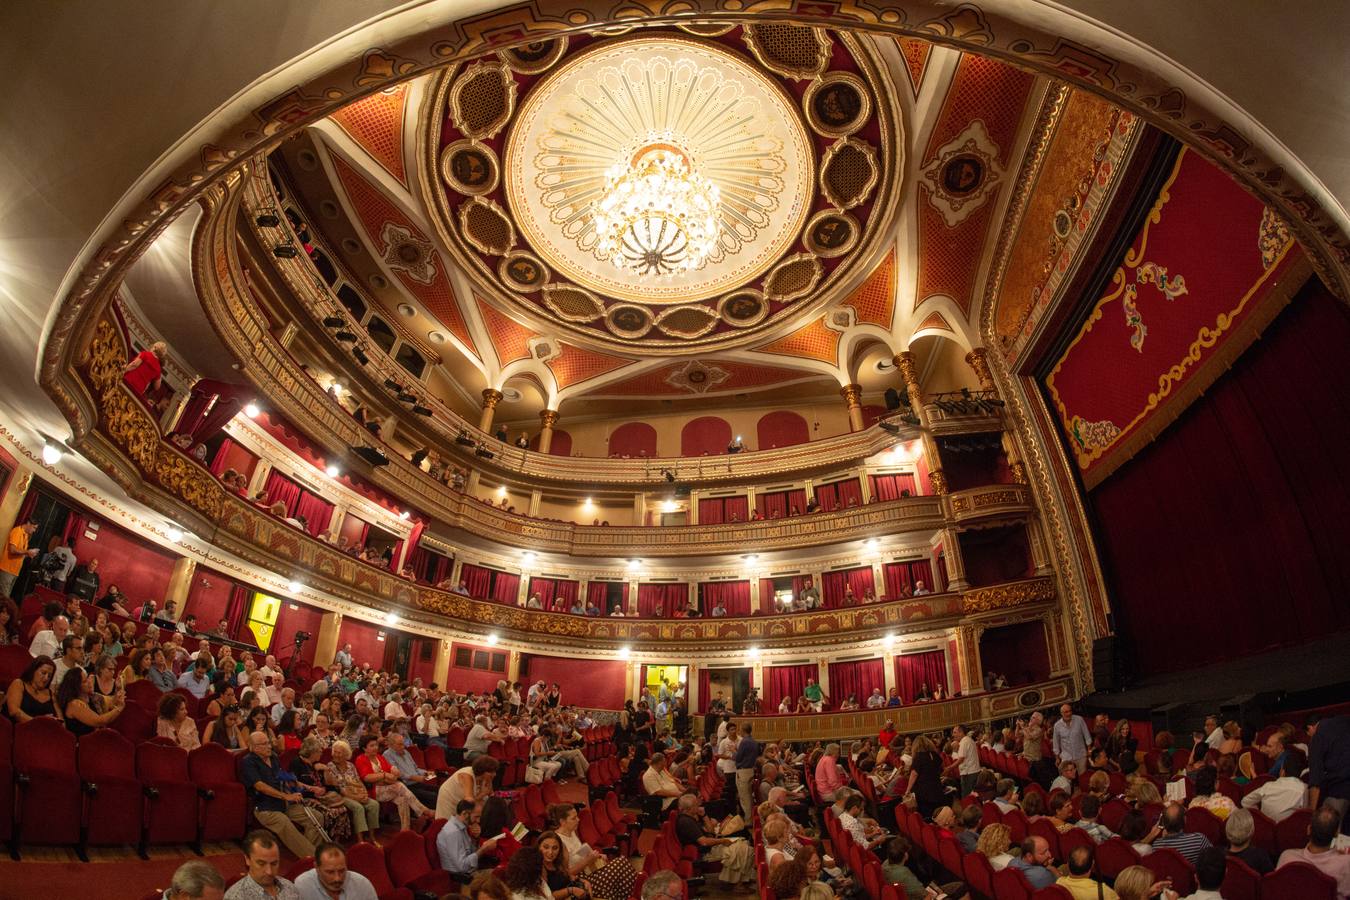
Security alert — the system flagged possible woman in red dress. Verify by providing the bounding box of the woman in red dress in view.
[122,341,166,396]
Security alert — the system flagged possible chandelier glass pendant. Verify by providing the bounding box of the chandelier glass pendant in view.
[590,139,721,277]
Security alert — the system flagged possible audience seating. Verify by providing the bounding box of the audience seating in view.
[1261,861,1337,900]
[137,741,199,854]
[1142,847,1195,896]
[1221,857,1262,900]
[77,728,143,852]
[0,716,12,846]
[189,743,248,843]
[345,840,415,900]
[385,827,453,896]
[1274,808,1311,853]
[13,717,81,854]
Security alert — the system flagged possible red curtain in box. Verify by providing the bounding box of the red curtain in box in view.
[882,560,935,599]
[586,581,610,612]
[821,566,875,608]
[407,546,428,582]
[698,667,713,713]
[869,473,917,502]
[758,578,776,614]
[815,478,863,511]
[490,571,520,605]
[387,540,403,571]
[529,577,579,610]
[209,438,259,480]
[828,658,886,708]
[895,650,947,703]
[934,549,948,592]
[698,496,749,525]
[699,580,751,616]
[813,482,838,512]
[460,563,492,599]
[725,496,749,522]
[263,471,301,516]
[294,490,334,538]
[430,553,452,586]
[638,583,687,617]
[763,663,818,713]
[756,489,807,519]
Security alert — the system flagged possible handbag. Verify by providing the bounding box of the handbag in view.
[525,763,545,784]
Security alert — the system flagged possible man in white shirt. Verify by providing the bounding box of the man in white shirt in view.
[294,842,380,899]
[952,724,981,796]
[641,752,684,810]
[52,635,86,685]
[1052,704,1092,770]
[866,689,886,709]
[1241,748,1309,822]
[463,715,505,761]
[716,722,740,786]
[270,687,297,725]
[1183,847,1229,900]
[912,580,930,596]
[258,655,282,706]
[1203,715,1225,751]
[29,614,69,660]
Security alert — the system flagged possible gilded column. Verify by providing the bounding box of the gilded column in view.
[448,559,463,589]
[527,489,542,517]
[942,528,970,592]
[895,352,947,494]
[432,638,452,689]
[856,467,872,503]
[1027,516,1053,576]
[955,625,984,694]
[964,347,996,393]
[1002,432,1028,484]
[0,465,32,535]
[247,460,272,500]
[816,658,830,704]
[516,570,530,607]
[840,383,865,432]
[882,650,898,696]
[478,388,503,432]
[537,409,559,454]
[507,650,521,685]
[688,664,700,714]
[163,557,196,620]
[314,611,342,669]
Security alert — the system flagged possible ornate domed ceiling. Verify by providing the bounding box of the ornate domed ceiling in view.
[420,25,900,352]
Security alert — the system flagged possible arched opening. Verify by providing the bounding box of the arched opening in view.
[756,410,810,450]
[681,416,733,457]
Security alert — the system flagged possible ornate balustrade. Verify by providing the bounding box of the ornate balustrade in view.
[944,485,1034,525]
[728,677,1073,740]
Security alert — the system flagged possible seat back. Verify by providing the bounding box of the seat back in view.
[1220,856,1261,900]
[963,851,995,897]
[0,644,32,682]
[385,828,432,886]
[1262,860,1337,900]
[125,679,162,711]
[1003,808,1030,844]
[15,715,76,770]
[1144,847,1195,896]
[1099,797,1129,833]
[111,702,156,744]
[981,801,1003,829]
[1058,827,1094,861]
[1028,818,1062,862]
[1095,838,1139,879]
[1032,886,1074,899]
[1248,807,1279,854]
[188,741,238,782]
[137,740,190,782]
[77,727,137,779]
[423,818,448,864]
[992,866,1034,900]
[1275,808,1311,852]
[1185,806,1225,846]
[346,841,397,895]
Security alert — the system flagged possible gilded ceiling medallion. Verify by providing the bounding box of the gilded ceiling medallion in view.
[440,139,500,196]
[497,37,568,74]
[447,61,517,140]
[605,304,654,339]
[919,120,1006,227]
[803,72,871,138]
[716,289,768,328]
[498,251,548,292]
[803,209,860,258]
[503,36,813,304]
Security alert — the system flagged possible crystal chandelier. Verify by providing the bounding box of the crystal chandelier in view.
[591,140,721,276]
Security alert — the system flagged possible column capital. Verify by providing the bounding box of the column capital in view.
[964,347,995,392]
[929,468,949,495]
[481,388,504,409]
[839,383,863,408]
[538,408,559,428]
[893,351,919,388]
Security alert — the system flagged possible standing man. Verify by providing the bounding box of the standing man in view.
[716,722,740,798]
[223,830,301,900]
[1052,704,1092,773]
[952,724,981,797]
[803,678,826,712]
[734,723,760,821]
[799,578,821,610]
[334,643,353,670]
[294,842,378,900]
[0,517,38,598]
[1307,713,1350,828]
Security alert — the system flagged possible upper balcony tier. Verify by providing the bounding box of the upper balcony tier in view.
[205,169,1002,494]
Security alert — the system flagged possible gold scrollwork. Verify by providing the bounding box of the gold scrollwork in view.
[962,577,1055,614]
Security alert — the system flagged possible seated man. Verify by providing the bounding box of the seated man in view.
[1077,795,1116,843]
[294,842,377,900]
[224,830,301,900]
[1188,847,1230,900]
[383,731,441,807]
[239,732,320,860]
[1275,806,1350,897]
[641,752,684,810]
[839,792,887,851]
[674,793,755,892]
[1241,747,1308,822]
[954,803,983,853]
[1008,836,1057,890]
[1224,809,1274,875]
[162,860,227,900]
[866,688,886,709]
[993,778,1020,813]
[1056,845,1118,900]
[802,678,826,713]
[437,800,500,882]
[1150,802,1212,865]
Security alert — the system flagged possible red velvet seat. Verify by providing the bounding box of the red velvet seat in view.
[0,716,12,844]
[77,728,143,851]
[1058,827,1094,861]
[385,828,453,895]
[992,866,1034,900]
[1095,838,1139,880]
[1275,808,1311,852]
[1002,809,1030,844]
[982,801,1004,829]
[1143,847,1195,896]
[1031,887,1074,899]
[422,818,447,869]
[111,702,156,744]
[136,741,198,851]
[1185,806,1225,847]
[1028,819,1062,863]
[0,644,32,683]
[1248,807,1278,854]
[345,840,415,900]
[1262,861,1337,899]
[963,850,995,897]
[579,806,615,851]
[423,744,450,774]
[189,743,247,842]
[13,717,81,852]
[938,837,964,881]
[124,679,163,711]
[284,856,315,881]
[1221,856,1261,900]
[605,789,637,826]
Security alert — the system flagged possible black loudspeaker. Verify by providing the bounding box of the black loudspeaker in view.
[674,484,691,498]
[351,445,389,466]
[884,388,902,410]
[1092,635,1126,692]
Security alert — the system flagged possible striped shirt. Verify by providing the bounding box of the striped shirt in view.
[1153,830,1212,865]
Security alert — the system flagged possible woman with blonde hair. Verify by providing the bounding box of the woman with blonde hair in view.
[325,739,382,842]
[1112,864,1176,900]
[763,816,792,869]
[1125,777,1162,807]
[975,822,1014,870]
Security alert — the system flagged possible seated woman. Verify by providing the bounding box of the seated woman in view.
[203,704,246,750]
[777,695,793,715]
[546,803,637,900]
[6,655,59,722]
[288,736,353,842]
[276,708,303,752]
[794,696,812,714]
[1187,765,1236,819]
[975,822,1014,871]
[1046,793,1075,832]
[539,830,591,900]
[245,705,282,753]
[325,739,382,843]
[838,694,860,712]
[57,667,125,736]
[504,846,552,900]
[354,733,432,831]
[156,692,200,749]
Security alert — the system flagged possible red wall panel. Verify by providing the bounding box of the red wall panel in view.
[184,567,238,627]
[338,617,388,669]
[270,601,325,666]
[71,521,177,605]
[756,411,809,450]
[681,416,732,457]
[406,637,442,687]
[521,656,628,709]
[608,422,657,458]
[446,642,507,695]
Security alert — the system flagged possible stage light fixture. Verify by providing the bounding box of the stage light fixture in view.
[273,243,298,258]
[166,526,184,543]
[383,378,403,391]
[397,392,417,404]
[334,330,358,343]
[321,316,344,328]
[287,580,304,593]
[351,445,390,466]
[399,510,410,520]
[879,421,901,435]
[352,347,370,365]
[412,405,433,417]
[255,212,280,228]
[244,402,261,419]
[487,633,500,646]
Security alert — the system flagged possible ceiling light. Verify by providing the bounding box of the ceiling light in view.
[487,633,499,646]
[619,645,632,659]
[521,551,536,564]
[661,499,677,513]
[384,611,398,625]
[582,497,593,507]
[165,526,183,543]
[743,554,758,564]
[325,464,341,478]
[41,441,64,466]
[399,510,410,520]
[243,402,260,419]
[747,645,760,658]
[287,580,303,593]
[865,538,879,551]
[496,486,506,497]
[591,139,720,276]
[626,559,640,570]
[884,632,896,649]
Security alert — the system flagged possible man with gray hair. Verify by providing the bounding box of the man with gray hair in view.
[641,869,682,900]
[1224,808,1274,874]
[675,793,755,890]
[163,860,226,900]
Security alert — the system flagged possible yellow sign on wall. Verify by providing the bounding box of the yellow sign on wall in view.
[246,593,281,652]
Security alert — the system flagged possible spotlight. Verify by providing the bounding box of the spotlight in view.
[383,379,403,391]
[273,243,299,258]
[334,330,358,343]
[322,316,345,328]
[41,441,64,466]
[496,486,507,498]
[626,559,640,571]
[618,645,632,659]
[884,632,896,649]
[244,402,261,419]
[325,464,341,478]
[521,551,535,564]
[352,347,370,366]
[287,580,304,593]
[879,421,901,435]
[455,430,476,446]
[166,526,183,543]
[397,392,417,404]
[899,413,921,427]
[662,469,675,482]
[384,610,399,625]
[399,510,410,520]
[255,212,280,228]
[487,633,499,646]
[351,445,390,466]
[475,444,494,458]
[747,645,760,658]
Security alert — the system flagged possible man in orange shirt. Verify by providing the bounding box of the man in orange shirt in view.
[0,518,38,598]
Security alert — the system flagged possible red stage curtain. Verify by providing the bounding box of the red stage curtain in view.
[814,482,838,512]
[698,498,725,525]
[294,490,334,538]
[870,473,917,501]
[821,566,875,608]
[828,658,886,708]
[263,471,301,516]
[698,668,713,713]
[490,571,520,605]
[935,551,948,592]
[1089,280,1350,672]
[763,663,818,713]
[882,560,934,599]
[699,580,750,616]
[460,563,492,599]
[209,438,258,480]
[726,496,748,522]
[815,478,862,511]
[756,490,786,520]
[759,578,776,614]
[895,650,947,703]
[406,546,428,582]
[638,583,687,617]
[586,581,610,612]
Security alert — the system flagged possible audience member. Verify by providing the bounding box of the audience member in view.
[1241,746,1308,821]
[1008,836,1057,889]
[1275,806,1350,896]
[1058,844,1119,899]
[1151,802,1212,865]
[224,830,301,900]
[1224,808,1274,875]
[294,842,376,900]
